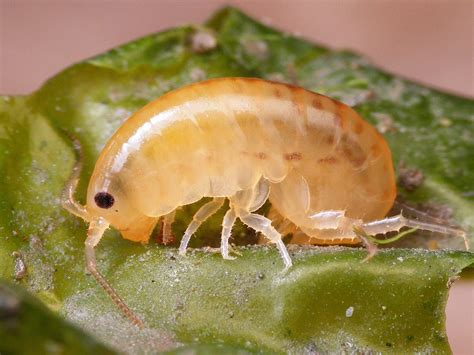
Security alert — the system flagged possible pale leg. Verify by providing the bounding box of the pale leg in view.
[351,225,379,262]
[161,210,176,245]
[86,218,144,328]
[361,214,469,250]
[237,210,292,270]
[179,198,225,255]
[228,179,292,269]
[302,211,468,250]
[221,208,237,260]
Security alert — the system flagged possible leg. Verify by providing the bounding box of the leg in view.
[353,214,469,262]
[308,210,349,229]
[361,214,469,250]
[236,209,292,270]
[160,210,176,245]
[267,205,297,237]
[301,211,468,250]
[179,198,225,255]
[229,178,292,269]
[298,210,361,242]
[352,226,379,262]
[232,177,270,212]
[86,218,144,328]
[221,208,237,260]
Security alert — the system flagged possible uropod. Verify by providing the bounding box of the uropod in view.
[62,77,466,327]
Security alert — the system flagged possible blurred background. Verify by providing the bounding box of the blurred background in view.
[1,0,472,96]
[0,0,472,353]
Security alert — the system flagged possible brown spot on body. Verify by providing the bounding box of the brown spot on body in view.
[354,121,364,134]
[274,87,283,98]
[335,101,350,128]
[289,85,299,93]
[255,152,267,160]
[370,142,381,157]
[312,98,323,109]
[284,152,302,161]
[344,148,366,167]
[325,135,335,145]
[338,135,367,168]
[318,156,338,164]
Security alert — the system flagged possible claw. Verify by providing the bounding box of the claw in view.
[353,226,378,262]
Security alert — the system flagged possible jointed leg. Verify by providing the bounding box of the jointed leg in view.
[303,211,468,251]
[221,208,237,260]
[227,178,292,269]
[236,209,292,270]
[86,218,144,328]
[352,226,379,262]
[161,210,177,245]
[361,214,469,250]
[179,198,225,255]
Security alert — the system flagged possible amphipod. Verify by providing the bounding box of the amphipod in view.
[62,78,466,327]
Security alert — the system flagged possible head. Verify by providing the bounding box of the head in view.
[86,174,158,243]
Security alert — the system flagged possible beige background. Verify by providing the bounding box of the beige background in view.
[0,0,473,353]
[0,0,473,96]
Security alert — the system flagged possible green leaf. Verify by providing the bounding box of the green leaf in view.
[0,281,113,355]
[0,6,473,353]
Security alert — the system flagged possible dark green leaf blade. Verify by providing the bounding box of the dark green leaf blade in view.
[0,281,114,355]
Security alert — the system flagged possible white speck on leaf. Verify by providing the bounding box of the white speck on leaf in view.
[373,112,396,133]
[191,30,217,53]
[439,117,452,127]
[345,306,354,317]
[242,38,269,60]
[189,68,206,81]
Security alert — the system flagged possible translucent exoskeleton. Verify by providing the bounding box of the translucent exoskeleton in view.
[62,78,468,327]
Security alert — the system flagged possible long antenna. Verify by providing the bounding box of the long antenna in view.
[88,263,145,328]
[62,132,145,328]
[85,219,145,329]
[61,132,90,221]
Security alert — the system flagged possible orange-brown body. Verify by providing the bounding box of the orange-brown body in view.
[86,78,396,244]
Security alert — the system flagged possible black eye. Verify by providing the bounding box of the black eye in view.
[94,192,115,209]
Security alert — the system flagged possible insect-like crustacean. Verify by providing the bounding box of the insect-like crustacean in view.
[62,77,466,327]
